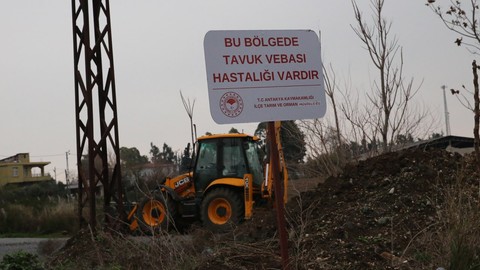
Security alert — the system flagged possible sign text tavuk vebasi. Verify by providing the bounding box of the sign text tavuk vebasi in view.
[203,30,326,124]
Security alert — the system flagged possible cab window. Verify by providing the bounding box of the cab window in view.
[222,138,246,178]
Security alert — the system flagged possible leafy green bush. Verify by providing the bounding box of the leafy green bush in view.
[0,182,67,210]
[0,251,43,270]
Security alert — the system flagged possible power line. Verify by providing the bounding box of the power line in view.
[31,153,75,157]
[0,153,73,158]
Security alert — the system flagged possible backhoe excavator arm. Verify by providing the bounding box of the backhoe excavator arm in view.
[261,121,289,202]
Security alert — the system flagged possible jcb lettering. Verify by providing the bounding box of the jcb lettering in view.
[175,177,191,188]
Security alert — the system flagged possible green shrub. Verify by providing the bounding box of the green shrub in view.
[0,251,43,270]
[0,182,67,210]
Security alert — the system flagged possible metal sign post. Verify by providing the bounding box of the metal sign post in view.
[268,121,290,269]
[204,29,326,269]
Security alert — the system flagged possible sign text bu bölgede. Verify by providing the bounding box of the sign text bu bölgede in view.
[204,30,326,124]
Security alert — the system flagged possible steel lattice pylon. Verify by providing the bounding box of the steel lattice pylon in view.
[71,0,126,230]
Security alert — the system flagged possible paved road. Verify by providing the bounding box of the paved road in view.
[0,238,68,260]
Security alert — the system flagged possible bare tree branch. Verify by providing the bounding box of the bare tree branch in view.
[179,90,196,149]
[352,0,421,151]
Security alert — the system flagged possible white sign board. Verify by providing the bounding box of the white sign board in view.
[204,30,326,124]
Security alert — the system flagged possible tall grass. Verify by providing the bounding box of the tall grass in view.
[0,195,78,235]
[442,175,480,270]
[0,182,78,235]
[414,165,480,269]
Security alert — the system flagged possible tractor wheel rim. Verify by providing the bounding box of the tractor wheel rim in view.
[208,198,232,225]
[143,200,166,226]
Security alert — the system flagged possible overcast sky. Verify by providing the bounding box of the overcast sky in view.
[0,0,475,182]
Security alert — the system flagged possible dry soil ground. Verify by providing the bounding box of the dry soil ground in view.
[47,148,480,269]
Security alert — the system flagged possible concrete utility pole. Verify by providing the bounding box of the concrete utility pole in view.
[441,85,451,135]
[65,151,70,185]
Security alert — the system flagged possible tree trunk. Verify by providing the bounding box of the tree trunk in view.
[472,60,480,166]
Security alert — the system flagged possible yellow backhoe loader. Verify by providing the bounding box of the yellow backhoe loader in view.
[128,122,288,232]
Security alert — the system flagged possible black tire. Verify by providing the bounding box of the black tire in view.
[201,187,244,232]
[136,193,176,234]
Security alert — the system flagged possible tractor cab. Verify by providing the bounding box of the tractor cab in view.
[193,133,264,193]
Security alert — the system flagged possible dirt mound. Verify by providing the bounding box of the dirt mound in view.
[287,150,478,269]
[47,148,480,269]
[202,148,478,269]
[282,149,478,269]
